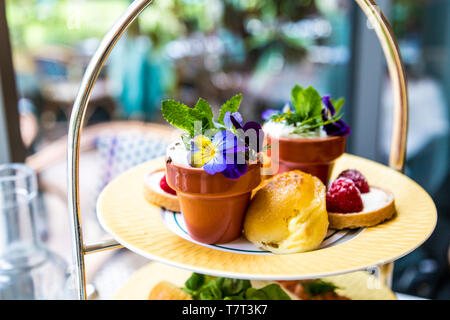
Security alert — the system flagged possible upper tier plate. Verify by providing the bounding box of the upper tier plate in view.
[97,154,437,280]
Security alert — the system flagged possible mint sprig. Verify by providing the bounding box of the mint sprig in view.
[161,94,243,137]
[268,85,345,136]
[217,93,243,124]
[183,273,291,300]
[291,85,322,120]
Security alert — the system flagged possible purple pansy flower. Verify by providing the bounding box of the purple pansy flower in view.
[189,130,240,175]
[261,102,292,121]
[224,111,264,152]
[321,95,351,136]
[222,159,248,179]
[262,109,280,121]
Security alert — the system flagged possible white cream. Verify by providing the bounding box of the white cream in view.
[166,140,190,167]
[263,120,327,139]
[361,187,391,213]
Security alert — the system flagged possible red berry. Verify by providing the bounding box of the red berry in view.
[160,175,176,195]
[326,178,363,213]
[337,169,370,193]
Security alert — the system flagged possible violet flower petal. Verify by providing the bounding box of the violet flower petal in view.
[243,121,264,152]
[222,162,248,179]
[261,109,280,121]
[324,120,352,136]
[224,111,243,130]
[203,157,227,175]
[213,130,237,153]
[321,95,335,119]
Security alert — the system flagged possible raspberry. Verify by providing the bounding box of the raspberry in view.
[337,169,370,193]
[160,175,176,195]
[326,178,363,213]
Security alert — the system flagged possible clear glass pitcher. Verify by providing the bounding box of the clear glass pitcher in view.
[0,163,69,299]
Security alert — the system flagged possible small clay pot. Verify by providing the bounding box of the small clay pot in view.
[268,135,346,185]
[165,160,261,244]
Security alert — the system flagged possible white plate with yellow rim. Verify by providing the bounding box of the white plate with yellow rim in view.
[97,154,437,280]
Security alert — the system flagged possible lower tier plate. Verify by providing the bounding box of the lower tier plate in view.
[113,262,397,300]
[97,154,437,280]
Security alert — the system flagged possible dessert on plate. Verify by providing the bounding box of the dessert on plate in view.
[149,272,292,300]
[161,94,264,244]
[143,168,180,212]
[326,169,396,229]
[147,272,351,300]
[244,170,329,254]
[277,279,350,300]
[262,84,351,185]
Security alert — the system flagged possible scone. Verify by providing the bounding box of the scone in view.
[244,170,329,254]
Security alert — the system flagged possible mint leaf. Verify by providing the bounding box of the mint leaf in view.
[161,98,215,137]
[217,94,242,124]
[185,273,205,291]
[181,133,192,150]
[161,99,195,136]
[245,287,267,300]
[302,86,323,118]
[291,84,304,116]
[331,97,345,115]
[190,98,214,130]
[222,278,251,296]
[258,283,292,300]
[291,85,322,120]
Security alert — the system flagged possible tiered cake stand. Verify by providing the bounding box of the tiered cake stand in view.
[67,0,437,300]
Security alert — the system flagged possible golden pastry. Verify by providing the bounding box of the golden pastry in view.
[148,281,192,300]
[244,170,329,254]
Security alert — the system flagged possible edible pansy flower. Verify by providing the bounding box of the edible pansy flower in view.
[321,95,336,119]
[188,131,241,175]
[262,109,280,121]
[222,162,248,179]
[224,111,264,153]
[224,111,243,130]
[321,95,351,137]
[261,102,292,121]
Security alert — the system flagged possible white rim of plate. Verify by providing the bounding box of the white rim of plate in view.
[160,209,365,255]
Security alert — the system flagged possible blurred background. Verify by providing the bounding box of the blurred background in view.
[0,0,448,299]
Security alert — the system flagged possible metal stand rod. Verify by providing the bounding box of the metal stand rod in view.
[67,0,407,299]
[67,0,153,300]
[84,239,122,255]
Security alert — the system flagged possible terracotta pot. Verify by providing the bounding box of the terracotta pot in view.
[165,160,261,244]
[268,135,346,185]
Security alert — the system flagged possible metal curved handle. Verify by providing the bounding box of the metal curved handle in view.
[67,0,408,299]
[354,0,408,171]
[67,0,153,300]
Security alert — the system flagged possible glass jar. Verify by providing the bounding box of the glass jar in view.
[0,163,69,299]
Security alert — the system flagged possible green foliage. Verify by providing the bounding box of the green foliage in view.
[183,273,291,300]
[269,84,345,136]
[217,94,243,124]
[161,94,242,137]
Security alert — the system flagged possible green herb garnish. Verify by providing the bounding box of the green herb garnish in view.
[161,94,243,138]
[183,273,291,300]
[268,85,345,136]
